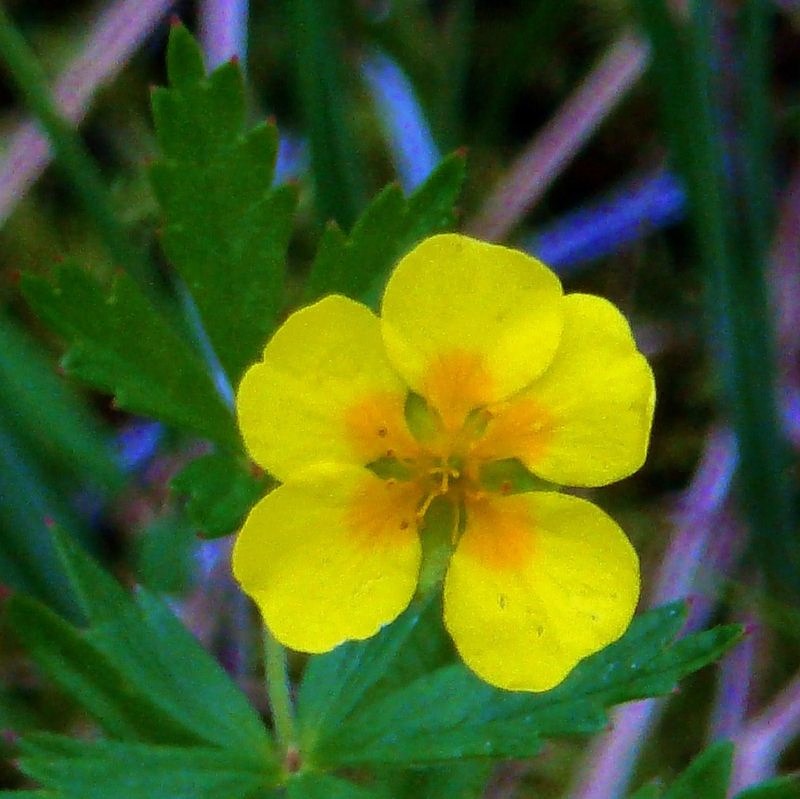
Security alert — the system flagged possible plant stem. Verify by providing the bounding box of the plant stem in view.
[467,32,648,241]
[263,626,296,752]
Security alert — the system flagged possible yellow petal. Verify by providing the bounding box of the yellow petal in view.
[485,293,655,487]
[232,464,422,653]
[236,295,418,481]
[381,234,563,427]
[443,492,639,692]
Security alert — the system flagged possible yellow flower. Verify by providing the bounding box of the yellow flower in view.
[233,234,655,692]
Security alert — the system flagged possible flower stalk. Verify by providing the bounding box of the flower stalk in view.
[262,626,297,759]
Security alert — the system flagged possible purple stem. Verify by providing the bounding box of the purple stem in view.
[732,672,800,793]
[198,0,249,69]
[467,33,649,241]
[360,49,440,192]
[709,612,757,742]
[0,0,174,223]
[526,169,686,274]
[723,158,800,796]
[569,141,800,799]
[568,428,741,799]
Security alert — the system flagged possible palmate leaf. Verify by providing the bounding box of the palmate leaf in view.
[150,23,296,386]
[308,603,740,767]
[297,591,452,754]
[21,265,238,449]
[6,528,272,764]
[302,152,466,306]
[17,734,277,799]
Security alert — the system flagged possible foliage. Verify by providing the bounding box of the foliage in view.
[0,8,796,799]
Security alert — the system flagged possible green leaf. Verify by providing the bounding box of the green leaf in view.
[661,741,732,799]
[18,734,273,799]
[310,603,741,767]
[387,762,493,799]
[629,786,662,799]
[297,592,451,754]
[21,265,238,448]
[171,451,271,538]
[286,773,384,799]
[0,686,42,733]
[0,419,81,619]
[7,528,272,761]
[150,23,296,385]
[0,314,121,493]
[7,594,200,745]
[735,777,800,799]
[303,152,466,305]
[134,514,196,593]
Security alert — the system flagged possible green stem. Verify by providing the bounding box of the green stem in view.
[262,626,296,752]
[0,6,145,280]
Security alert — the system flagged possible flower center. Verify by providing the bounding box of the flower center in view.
[415,456,464,520]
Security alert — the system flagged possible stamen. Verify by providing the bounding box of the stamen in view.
[416,491,437,520]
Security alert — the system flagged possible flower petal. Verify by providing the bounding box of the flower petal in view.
[381,234,563,426]
[236,295,418,481]
[482,293,655,487]
[443,492,639,692]
[233,464,422,653]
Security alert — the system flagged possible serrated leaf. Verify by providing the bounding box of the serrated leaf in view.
[8,529,272,761]
[7,594,200,745]
[18,734,273,799]
[310,603,741,767]
[21,266,238,448]
[661,742,732,799]
[303,152,466,305]
[171,451,271,538]
[150,23,295,385]
[297,592,450,753]
[286,773,384,799]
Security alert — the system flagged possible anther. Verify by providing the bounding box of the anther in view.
[399,519,410,530]
[377,426,388,437]
[386,448,395,457]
